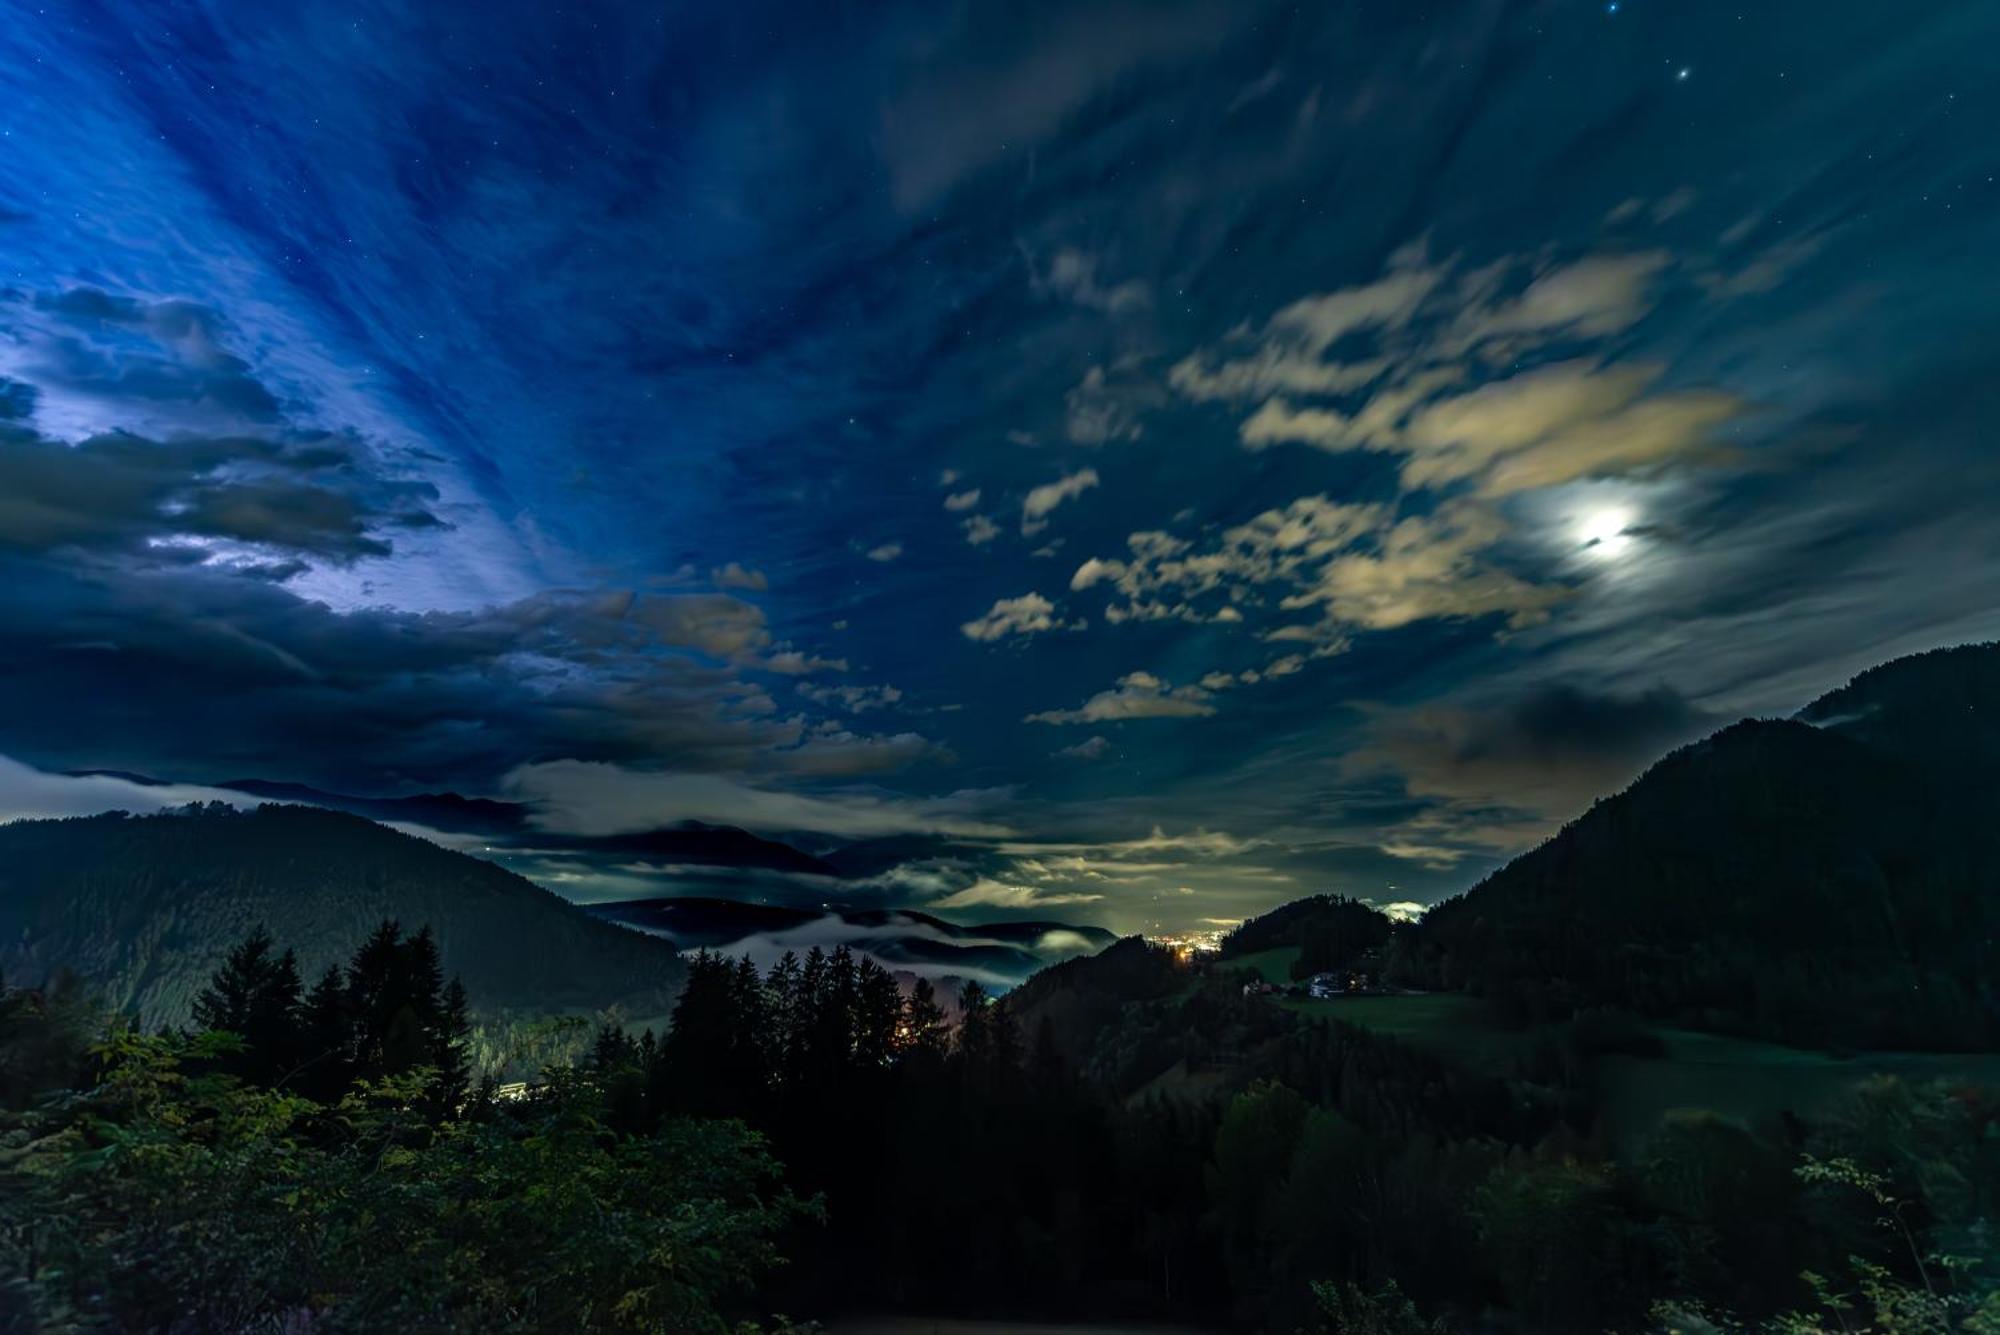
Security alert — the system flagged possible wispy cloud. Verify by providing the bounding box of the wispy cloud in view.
[507,759,1011,840]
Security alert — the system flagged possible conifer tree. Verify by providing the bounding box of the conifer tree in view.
[191,925,280,1035]
[903,977,948,1061]
[955,979,991,1069]
[345,919,406,1077]
[297,963,352,1101]
[192,926,303,1084]
[854,958,903,1069]
[433,976,473,1115]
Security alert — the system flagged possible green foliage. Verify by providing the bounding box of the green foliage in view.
[1304,1278,1449,1335]
[0,968,99,1111]
[1472,1154,1631,1331]
[1637,1111,1805,1313]
[1208,1080,1311,1301]
[9,780,2000,1332]
[1648,1081,2000,1332]
[583,943,1135,1314]
[0,1016,811,1332]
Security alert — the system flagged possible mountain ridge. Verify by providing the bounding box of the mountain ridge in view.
[66,772,843,877]
[0,803,687,1027]
[1407,644,2000,1048]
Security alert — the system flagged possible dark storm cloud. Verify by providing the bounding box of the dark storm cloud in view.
[1350,683,1716,831]
[0,282,446,567]
[0,282,920,803]
[0,410,439,562]
[0,555,876,792]
[16,287,282,427]
[0,260,944,850]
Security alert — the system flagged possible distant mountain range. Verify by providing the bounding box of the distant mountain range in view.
[68,772,843,877]
[0,803,687,1027]
[208,778,532,837]
[0,802,1112,1029]
[31,642,2000,1052]
[584,896,1116,988]
[42,771,1108,990]
[1018,641,2000,1057]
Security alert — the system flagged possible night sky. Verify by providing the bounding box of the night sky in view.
[2,1,1996,934]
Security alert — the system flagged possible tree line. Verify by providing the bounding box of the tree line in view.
[4,924,1996,1331]
[0,930,812,1334]
[593,939,2000,1330]
[187,920,473,1107]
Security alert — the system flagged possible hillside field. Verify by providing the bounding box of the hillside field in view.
[1277,990,2000,1148]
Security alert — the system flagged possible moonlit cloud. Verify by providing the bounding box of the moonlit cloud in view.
[1069,494,1560,649]
[1035,248,1148,314]
[1397,362,1742,496]
[1021,468,1100,535]
[0,753,248,823]
[931,877,1106,910]
[960,592,1082,642]
[798,681,905,714]
[1026,671,1216,724]
[1064,368,1146,445]
[711,562,769,591]
[962,515,1002,546]
[1181,244,1746,509]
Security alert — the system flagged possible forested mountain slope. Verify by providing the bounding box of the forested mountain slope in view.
[0,803,684,1026]
[1412,643,2000,1049]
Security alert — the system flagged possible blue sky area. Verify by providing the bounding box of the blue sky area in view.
[2,0,1996,933]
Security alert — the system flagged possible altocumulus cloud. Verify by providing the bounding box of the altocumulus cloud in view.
[1020,468,1099,536]
[930,877,1106,910]
[1059,240,1754,697]
[960,592,1084,642]
[1026,671,1216,724]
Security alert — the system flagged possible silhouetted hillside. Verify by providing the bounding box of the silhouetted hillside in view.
[1795,640,2000,786]
[0,804,685,1026]
[1006,935,1190,1067]
[214,779,532,837]
[1217,893,1392,978]
[574,823,840,876]
[1412,644,2000,1049]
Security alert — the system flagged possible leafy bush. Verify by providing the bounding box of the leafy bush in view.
[0,985,813,1331]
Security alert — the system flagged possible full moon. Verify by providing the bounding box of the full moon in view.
[1579,508,1635,555]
